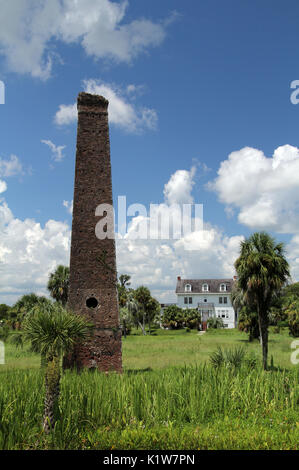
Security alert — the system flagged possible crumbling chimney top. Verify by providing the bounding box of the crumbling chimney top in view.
[77,92,109,109]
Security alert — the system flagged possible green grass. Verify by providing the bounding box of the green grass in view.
[0,327,298,450]
[1,342,41,370]
[123,327,297,371]
[0,365,298,450]
[2,327,296,371]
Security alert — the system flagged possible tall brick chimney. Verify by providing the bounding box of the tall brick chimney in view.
[65,92,122,372]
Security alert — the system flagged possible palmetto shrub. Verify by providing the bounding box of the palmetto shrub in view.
[210,346,247,369]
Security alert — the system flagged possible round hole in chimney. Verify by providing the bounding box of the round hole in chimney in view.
[86,297,98,309]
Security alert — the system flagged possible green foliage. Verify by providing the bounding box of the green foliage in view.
[282,282,299,299]
[207,316,224,329]
[235,231,290,370]
[0,324,10,342]
[117,274,132,308]
[237,306,260,341]
[119,274,131,288]
[22,303,92,358]
[9,294,51,329]
[21,302,92,432]
[119,307,133,337]
[183,308,201,329]
[284,300,299,337]
[162,306,201,329]
[129,286,160,335]
[209,346,247,369]
[0,304,10,322]
[47,265,70,306]
[162,305,184,329]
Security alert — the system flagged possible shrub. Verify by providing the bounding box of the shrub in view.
[283,300,299,337]
[163,307,201,330]
[210,346,247,369]
[0,324,10,342]
[162,305,184,329]
[207,317,224,329]
[183,309,201,329]
[209,346,225,367]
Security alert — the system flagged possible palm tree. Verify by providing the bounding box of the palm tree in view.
[47,265,70,306]
[10,294,51,328]
[237,306,260,342]
[231,281,244,317]
[119,274,131,288]
[119,307,133,338]
[126,293,145,335]
[231,281,259,342]
[134,286,152,335]
[21,303,92,432]
[235,232,290,370]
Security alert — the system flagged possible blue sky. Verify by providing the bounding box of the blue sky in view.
[1,0,299,305]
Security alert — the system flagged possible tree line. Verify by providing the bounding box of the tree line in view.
[117,274,160,336]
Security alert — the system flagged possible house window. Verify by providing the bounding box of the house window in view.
[185,284,191,292]
[219,297,223,304]
[224,297,227,304]
[184,297,188,304]
[204,298,207,303]
[189,297,193,304]
[220,284,227,292]
[202,284,209,292]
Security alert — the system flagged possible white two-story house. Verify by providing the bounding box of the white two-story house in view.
[176,277,236,329]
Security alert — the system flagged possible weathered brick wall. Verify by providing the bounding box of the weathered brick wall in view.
[65,92,122,372]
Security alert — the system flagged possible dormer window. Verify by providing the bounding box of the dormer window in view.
[220,284,227,292]
[185,284,192,292]
[202,283,209,292]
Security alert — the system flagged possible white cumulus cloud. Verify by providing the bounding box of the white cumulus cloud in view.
[55,79,158,133]
[0,0,169,79]
[164,167,196,205]
[208,145,299,233]
[0,180,7,194]
[0,154,23,177]
[2,163,297,306]
[0,199,70,305]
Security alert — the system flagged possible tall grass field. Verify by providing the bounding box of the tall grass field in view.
[0,328,298,450]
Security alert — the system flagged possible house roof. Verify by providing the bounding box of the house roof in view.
[176,278,234,294]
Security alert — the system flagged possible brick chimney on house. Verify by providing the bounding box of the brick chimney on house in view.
[64,92,122,373]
